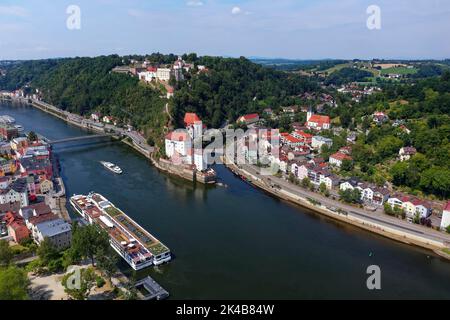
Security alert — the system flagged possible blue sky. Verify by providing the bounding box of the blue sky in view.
[0,0,449,60]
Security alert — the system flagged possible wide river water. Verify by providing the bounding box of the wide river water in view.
[2,101,450,299]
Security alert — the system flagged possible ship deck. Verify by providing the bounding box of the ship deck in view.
[70,193,170,267]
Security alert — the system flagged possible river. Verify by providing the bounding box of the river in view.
[2,101,450,299]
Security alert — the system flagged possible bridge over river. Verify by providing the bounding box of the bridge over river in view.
[47,133,116,145]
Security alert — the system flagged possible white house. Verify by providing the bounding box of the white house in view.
[165,131,192,162]
[319,173,340,190]
[388,194,432,219]
[90,113,101,121]
[311,136,333,150]
[440,201,450,230]
[138,71,157,83]
[156,68,172,81]
[0,178,28,207]
[291,162,309,180]
[399,147,417,161]
[329,152,352,168]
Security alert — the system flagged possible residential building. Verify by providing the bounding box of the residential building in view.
[0,157,16,175]
[19,157,53,179]
[387,195,432,219]
[329,152,352,168]
[440,201,450,230]
[32,218,72,250]
[0,176,10,189]
[311,136,333,150]
[292,130,313,145]
[373,112,389,124]
[340,178,362,192]
[320,172,340,190]
[156,68,172,81]
[399,147,417,161]
[2,212,30,243]
[90,113,101,121]
[0,124,19,141]
[0,178,28,207]
[282,106,298,114]
[39,179,53,194]
[237,114,260,125]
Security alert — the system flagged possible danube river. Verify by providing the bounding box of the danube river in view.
[2,101,450,299]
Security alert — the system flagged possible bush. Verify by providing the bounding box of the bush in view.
[96,276,106,288]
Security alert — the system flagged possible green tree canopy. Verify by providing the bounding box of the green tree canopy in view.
[0,266,29,300]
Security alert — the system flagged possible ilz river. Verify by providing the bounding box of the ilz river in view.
[2,101,450,299]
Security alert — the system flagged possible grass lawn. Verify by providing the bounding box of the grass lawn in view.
[442,248,450,255]
[380,66,418,75]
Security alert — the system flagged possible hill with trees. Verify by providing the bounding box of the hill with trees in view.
[172,56,319,128]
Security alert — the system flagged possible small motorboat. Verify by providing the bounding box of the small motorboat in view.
[100,161,122,174]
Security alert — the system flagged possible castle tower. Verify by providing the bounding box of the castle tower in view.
[307,107,313,122]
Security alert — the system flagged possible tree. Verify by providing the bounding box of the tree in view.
[339,189,361,204]
[301,177,311,188]
[96,247,118,282]
[71,225,110,265]
[341,159,354,172]
[27,131,38,142]
[37,238,59,265]
[375,136,403,160]
[319,183,327,194]
[0,266,29,300]
[0,240,13,267]
[62,267,96,300]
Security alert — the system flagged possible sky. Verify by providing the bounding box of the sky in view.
[0,0,449,60]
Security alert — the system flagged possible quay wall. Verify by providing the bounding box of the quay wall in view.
[223,157,449,256]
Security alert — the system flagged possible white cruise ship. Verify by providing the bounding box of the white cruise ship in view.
[70,193,171,270]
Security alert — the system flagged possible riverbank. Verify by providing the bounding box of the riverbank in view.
[222,156,450,258]
[24,98,215,185]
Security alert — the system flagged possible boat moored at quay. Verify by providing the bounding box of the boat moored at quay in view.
[70,192,171,270]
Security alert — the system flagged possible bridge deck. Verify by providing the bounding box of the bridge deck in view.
[49,134,114,144]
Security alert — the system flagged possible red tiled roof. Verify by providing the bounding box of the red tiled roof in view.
[294,130,313,138]
[308,115,330,124]
[28,213,58,226]
[330,152,352,162]
[284,135,302,144]
[184,113,201,126]
[445,201,450,212]
[240,113,259,121]
[165,131,190,142]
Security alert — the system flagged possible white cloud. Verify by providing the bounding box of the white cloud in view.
[0,5,28,17]
[231,6,241,15]
[187,0,204,7]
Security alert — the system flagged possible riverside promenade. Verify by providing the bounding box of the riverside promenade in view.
[223,155,450,255]
[29,99,154,158]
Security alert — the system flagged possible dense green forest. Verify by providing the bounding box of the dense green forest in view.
[172,56,319,128]
[324,67,373,85]
[0,55,168,144]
